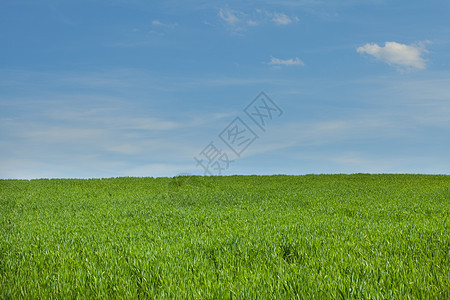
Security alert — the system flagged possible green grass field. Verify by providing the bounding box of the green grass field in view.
[0,174,449,299]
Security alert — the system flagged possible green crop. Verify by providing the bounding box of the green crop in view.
[0,174,449,299]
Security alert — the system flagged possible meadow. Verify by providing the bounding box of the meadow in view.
[0,174,449,299]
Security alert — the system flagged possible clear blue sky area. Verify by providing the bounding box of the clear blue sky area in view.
[1,0,449,178]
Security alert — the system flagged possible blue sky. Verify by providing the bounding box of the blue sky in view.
[1,0,449,179]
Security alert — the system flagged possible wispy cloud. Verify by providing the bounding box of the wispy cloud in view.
[272,13,298,25]
[357,41,428,70]
[217,8,298,32]
[123,163,198,178]
[218,8,241,26]
[151,19,177,28]
[2,67,449,178]
[269,56,305,67]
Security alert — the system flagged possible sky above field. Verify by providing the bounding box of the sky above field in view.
[1,0,449,179]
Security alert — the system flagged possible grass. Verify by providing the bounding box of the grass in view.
[0,174,449,299]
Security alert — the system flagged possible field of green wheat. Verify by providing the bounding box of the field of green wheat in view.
[0,174,449,299]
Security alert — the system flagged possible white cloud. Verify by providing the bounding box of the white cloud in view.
[357,41,427,69]
[217,8,298,31]
[272,13,293,25]
[269,56,305,67]
[247,20,259,26]
[151,20,177,28]
[218,8,240,26]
